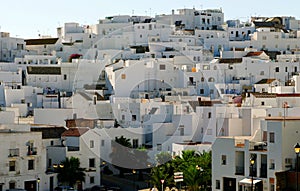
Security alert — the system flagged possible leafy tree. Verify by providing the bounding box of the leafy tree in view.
[57,157,85,187]
[150,150,212,191]
[150,152,174,190]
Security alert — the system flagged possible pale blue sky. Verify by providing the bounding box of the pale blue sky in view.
[1,0,299,38]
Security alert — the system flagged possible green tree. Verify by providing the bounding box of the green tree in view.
[150,152,174,190]
[150,150,212,191]
[57,157,85,187]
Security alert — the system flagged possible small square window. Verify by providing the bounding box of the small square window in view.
[121,74,126,79]
[221,155,226,165]
[90,176,95,184]
[90,140,94,148]
[9,161,16,171]
[159,64,166,70]
[216,180,220,189]
[269,132,275,143]
[28,160,34,170]
[89,158,95,168]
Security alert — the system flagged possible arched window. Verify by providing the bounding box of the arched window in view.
[208,77,215,82]
[201,77,205,82]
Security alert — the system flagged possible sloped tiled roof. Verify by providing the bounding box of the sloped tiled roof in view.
[255,78,276,84]
[25,38,59,45]
[61,128,89,137]
[245,51,263,57]
[31,125,67,139]
[252,93,277,98]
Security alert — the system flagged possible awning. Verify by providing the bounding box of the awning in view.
[239,178,262,185]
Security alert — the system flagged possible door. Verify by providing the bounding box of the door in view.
[223,177,236,191]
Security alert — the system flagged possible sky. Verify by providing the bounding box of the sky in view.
[1,0,300,39]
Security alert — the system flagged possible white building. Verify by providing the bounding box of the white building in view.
[0,126,46,191]
[212,116,300,191]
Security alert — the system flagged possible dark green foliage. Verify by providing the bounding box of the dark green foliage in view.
[57,157,85,187]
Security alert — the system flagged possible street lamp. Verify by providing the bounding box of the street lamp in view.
[196,165,203,190]
[37,178,40,191]
[295,143,300,191]
[101,161,106,185]
[132,169,136,191]
[250,157,256,191]
[160,179,164,191]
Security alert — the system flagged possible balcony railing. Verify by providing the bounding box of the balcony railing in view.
[8,148,20,157]
[27,147,37,155]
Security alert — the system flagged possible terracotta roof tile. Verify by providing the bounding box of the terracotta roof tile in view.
[255,78,276,84]
[62,128,89,137]
[245,51,263,57]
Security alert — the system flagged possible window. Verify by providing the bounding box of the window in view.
[159,64,166,70]
[9,161,16,171]
[64,74,67,80]
[216,180,220,189]
[90,140,94,148]
[157,144,162,151]
[132,139,138,149]
[101,140,105,147]
[269,132,275,143]
[208,112,212,118]
[262,36,267,40]
[121,74,126,79]
[285,158,293,165]
[208,77,215,82]
[90,176,95,184]
[285,67,288,72]
[269,159,275,169]
[201,77,205,82]
[275,67,279,72]
[221,155,227,165]
[274,35,279,39]
[9,182,15,189]
[140,34,143,38]
[179,125,184,136]
[200,89,204,94]
[260,71,264,75]
[132,115,137,121]
[89,158,95,168]
[28,160,34,170]
[261,101,265,106]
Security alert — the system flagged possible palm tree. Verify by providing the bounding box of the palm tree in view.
[57,157,85,187]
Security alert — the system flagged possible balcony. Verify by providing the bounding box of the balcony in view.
[249,141,267,151]
[8,148,20,157]
[27,147,37,155]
